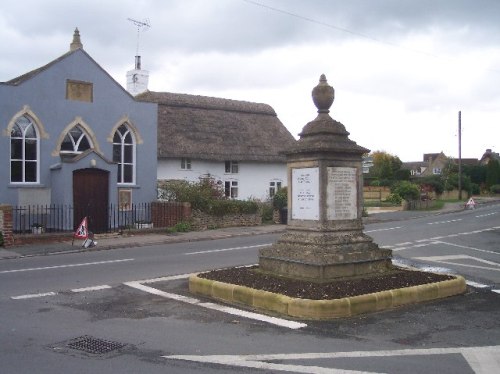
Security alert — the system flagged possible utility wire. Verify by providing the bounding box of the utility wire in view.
[241,0,500,72]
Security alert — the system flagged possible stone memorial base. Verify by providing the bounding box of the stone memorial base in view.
[258,222,392,282]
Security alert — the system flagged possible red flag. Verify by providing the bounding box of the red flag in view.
[74,217,89,239]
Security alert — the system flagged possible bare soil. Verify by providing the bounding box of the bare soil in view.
[198,266,455,300]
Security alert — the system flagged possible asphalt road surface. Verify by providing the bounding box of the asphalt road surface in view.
[1,204,499,373]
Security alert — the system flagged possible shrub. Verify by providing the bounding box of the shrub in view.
[490,184,500,194]
[391,181,420,201]
[0,231,3,247]
[272,187,288,210]
[384,193,402,205]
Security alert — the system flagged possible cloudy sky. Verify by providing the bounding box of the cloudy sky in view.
[1,0,499,161]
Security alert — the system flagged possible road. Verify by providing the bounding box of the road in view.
[0,204,499,373]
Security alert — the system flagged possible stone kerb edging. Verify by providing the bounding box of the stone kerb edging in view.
[189,273,467,320]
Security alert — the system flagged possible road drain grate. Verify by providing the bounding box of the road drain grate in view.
[67,335,126,354]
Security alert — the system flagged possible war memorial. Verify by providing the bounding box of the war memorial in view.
[189,75,466,319]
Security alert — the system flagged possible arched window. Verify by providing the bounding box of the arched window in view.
[113,124,135,184]
[10,115,39,183]
[60,125,92,155]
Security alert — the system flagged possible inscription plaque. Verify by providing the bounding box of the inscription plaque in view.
[66,80,93,102]
[327,167,357,220]
[292,167,319,220]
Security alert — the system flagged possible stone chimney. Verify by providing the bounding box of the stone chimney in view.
[70,28,83,51]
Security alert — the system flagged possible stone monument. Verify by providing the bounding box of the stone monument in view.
[259,74,392,281]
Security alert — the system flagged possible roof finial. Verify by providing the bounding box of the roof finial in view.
[70,28,83,51]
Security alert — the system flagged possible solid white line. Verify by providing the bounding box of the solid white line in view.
[432,240,500,256]
[165,345,500,373]
[466,281,490,289]
[492,289,500,294]
[11,292,57,300]
[124,280,307,330]
[185,244,269,255]
[0,258,134,274]
[71,285,112,293]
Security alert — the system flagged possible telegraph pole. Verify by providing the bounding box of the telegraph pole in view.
[458,111,462,200]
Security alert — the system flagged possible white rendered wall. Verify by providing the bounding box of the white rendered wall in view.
[157,158,287,201]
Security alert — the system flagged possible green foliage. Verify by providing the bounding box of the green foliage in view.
[391,181,420,201]
[0,231,4,247]
[490,184,500,194]
[384,193,403,205]
[260,203,274,223]
[207,200,259,216]
[166,221,192,233]
[470,183,480,195]
[463,164,487,185]
[486,160,500,189]
[272,187,288,209]
[158,178,225,210]
[370,151,403,181]
[417,175,444,195]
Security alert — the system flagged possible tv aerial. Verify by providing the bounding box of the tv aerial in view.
[127,17,151,57]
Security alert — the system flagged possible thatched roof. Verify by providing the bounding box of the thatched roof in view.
[136,91,297,162]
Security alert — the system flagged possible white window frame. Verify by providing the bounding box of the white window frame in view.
[225,160,239,174]
[269,181,282,197]
[181,158,192,170]
[225,180,238,199]
[10,115,40,184]
[113,124,136,185]
[60,125,93,155]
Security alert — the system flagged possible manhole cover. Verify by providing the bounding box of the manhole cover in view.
[67,335,126,354]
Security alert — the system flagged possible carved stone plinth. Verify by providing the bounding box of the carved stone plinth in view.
[258,74,393,282]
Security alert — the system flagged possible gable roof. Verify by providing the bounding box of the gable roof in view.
[1,48,133,99]
[136,91,297,162]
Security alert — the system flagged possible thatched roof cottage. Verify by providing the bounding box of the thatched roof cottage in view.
[136,91,297,200]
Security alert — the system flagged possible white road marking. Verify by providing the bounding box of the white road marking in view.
[476,212,497,218]
[185,244,270,255]
[432,240,500,256]
[124,280,307,330]
[427,219,462,225]
[466,281,490,289]
[71,285,112,293]
[11,292,57,300]
[413,254,500,272]
[492,289,500,294]
[365,226,401,233]
[164,345,500,374]
[0,258,134,274]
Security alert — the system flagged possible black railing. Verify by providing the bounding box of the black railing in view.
[12,202,187,234]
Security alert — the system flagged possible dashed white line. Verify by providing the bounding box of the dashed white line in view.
[365,226,401,233]
[71,285,112,293]
[427,219,462,225]
[0,258,134,274]
[185,244,270,255]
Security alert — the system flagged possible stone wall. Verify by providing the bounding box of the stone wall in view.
[0,205,14,247]
[191,210,262,230]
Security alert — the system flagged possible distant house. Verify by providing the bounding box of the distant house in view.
[480,148,500,165]
[0,29,158,232]
[403,152,479,178]
[403,152,449,177]
[136,91,297,200]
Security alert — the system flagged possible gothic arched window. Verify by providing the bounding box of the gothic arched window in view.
[113,124,135,184]
[10,115,39,183]
[60,125,92,155]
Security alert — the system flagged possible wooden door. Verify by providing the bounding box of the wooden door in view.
[73,168,109,233]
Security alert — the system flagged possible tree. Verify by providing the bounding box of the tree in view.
[391,181,420,201]
[369,151,403,183]
[485,160,500,189]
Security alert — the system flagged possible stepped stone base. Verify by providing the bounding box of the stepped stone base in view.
[258,223,393,282]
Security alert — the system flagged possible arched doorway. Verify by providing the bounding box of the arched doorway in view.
[73,168,109,233]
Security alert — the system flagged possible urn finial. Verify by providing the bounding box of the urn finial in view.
[311,74,334,113]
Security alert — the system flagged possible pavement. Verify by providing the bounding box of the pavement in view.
[1,197,498,260]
